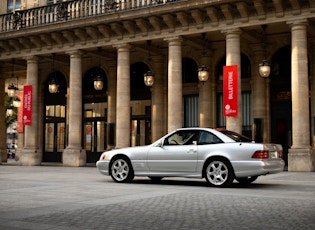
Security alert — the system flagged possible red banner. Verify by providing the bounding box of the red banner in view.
[23,85,32,125]
[223,65,238,116]
[17,92,24,132]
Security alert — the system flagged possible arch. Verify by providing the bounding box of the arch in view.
[215,53,251,80]
[82,66,108,103]
[44,71,67,105]
[182,57,198,83]
[130,62,151,100]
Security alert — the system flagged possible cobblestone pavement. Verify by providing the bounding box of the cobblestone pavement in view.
[0,165,315,230]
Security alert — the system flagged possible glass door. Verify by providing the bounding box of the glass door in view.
[84,118,107,163]
[44,105,66,162]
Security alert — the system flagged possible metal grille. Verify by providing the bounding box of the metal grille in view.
[183,95,199,127]
[217,92,252,132]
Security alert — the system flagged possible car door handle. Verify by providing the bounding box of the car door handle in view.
[187,149,196,154]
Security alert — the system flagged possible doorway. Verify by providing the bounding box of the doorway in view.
[270,46,292,165]
[43,70,67,163]
[44,113,66,162]
[84,117,107,163]
[83,66,108,163]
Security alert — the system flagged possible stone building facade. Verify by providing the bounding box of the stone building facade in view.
[0,0,315,171]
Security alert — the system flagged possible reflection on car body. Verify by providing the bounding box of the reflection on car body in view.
[97,127,285,187]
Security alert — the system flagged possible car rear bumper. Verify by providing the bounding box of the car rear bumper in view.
[96,160,110,175]
[232,160,285,178]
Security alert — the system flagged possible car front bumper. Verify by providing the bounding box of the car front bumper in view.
[96,160,110,175]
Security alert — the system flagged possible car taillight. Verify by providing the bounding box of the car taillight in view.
[252,150,269,159]
[101,154,106,160]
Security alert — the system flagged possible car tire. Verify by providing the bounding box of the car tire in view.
[235,176,258,185]
[110,157,134,183]
[204,158,234,187]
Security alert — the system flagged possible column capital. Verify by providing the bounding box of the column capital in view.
[287,19,308,28]
[66,49,83,58]
[164,36,182,44]
[113,43,131,50]
[23,55,39,63]
[221,28,242,36]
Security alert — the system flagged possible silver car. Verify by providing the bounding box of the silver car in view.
[96,127,285,187]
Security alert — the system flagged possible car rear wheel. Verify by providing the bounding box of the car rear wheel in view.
[235,176,258,185]
[110,157,134,183]
[205,159,234,187]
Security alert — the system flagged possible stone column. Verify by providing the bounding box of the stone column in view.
[199,55,212,128]
[288,20,315,171]
[20,56,41,166]
[251,45,268,142]
[223,29,242,134]
[0,78,6,163]
[311,38,315,148]
[165,36,182,133]
[63,50,86,166]
[107,61,117,149]
[151,56,165,141]
[115,44,131,148]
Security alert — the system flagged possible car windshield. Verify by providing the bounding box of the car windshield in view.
[218,130,253,143]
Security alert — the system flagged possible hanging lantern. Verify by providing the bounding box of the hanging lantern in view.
[258,60,271,78]
[198,65,209,82]
[13,96,21,107]
[94,74,104,90]
[7,83,17,97]
[48,77,59,93]
[6,105,14,117]
[144,70,155,87]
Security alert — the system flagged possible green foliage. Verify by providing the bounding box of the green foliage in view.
[5,95,17,127]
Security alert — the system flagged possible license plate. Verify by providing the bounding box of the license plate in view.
[270,151,278,158]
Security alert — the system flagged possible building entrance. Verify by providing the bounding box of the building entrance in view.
[43,70,67,163]
[44,115,66,162]
[84,117,107,163]
[270,46,292,166]
[131,115,151,146]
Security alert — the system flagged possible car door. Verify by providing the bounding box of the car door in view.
[147,130,199,173]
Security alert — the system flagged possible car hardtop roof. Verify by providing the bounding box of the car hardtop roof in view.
[175,127,215,131]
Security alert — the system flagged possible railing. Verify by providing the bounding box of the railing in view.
[0,0,180,32]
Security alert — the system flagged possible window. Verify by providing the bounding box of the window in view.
[164,130,199,145]
[47,0,63,4]
[198,131,223,145]
[7,0,21,12]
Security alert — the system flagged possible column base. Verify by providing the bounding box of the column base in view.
[63,148,86,167]
[1,149,7,163]
[288,148,315,172]
[19,148,42,166]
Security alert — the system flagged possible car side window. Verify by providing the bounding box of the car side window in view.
[164,130,199,145]
[198,131,223,145]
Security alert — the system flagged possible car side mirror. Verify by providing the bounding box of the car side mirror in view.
[154,140,164,148]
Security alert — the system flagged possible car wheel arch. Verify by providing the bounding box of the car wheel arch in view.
[109,154,133,176]
[202,156,234,178]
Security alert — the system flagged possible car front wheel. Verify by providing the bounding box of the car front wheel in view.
[110,157,134,183]
[205,159,234,187]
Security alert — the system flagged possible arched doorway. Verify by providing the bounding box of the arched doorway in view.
[130,62,151,146]
[83,67,108,163]
[43,71,67,162]
[182,57,199,127]
[270,45,292,165]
